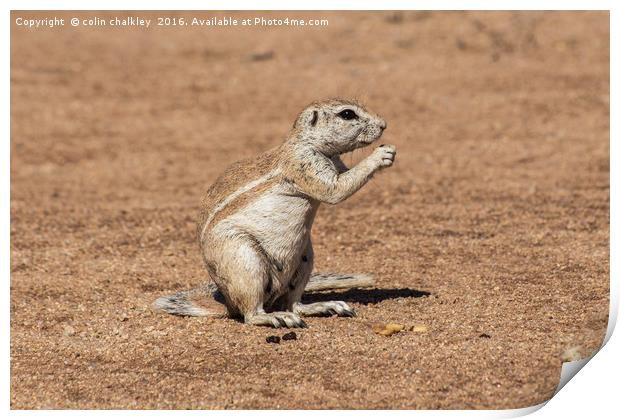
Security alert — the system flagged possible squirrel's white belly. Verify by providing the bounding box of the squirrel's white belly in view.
[213,184,318,280]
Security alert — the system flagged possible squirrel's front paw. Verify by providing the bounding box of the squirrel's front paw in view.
[372,144,396,169]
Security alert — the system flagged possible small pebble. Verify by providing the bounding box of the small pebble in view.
[372,323,405,336]
[63,325,76,336]
[411,325,428,333]
[561,346,583,362]
[250,51,274,61]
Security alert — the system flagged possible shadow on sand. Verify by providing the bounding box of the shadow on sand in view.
[302,287,431,306]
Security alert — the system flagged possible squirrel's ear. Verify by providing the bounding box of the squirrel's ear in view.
[309,110,318,126]
[293,108,319,129]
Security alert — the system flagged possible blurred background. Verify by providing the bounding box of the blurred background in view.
[11,11,609,409]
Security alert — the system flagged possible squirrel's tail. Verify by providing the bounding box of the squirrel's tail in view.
[152,272,374,317]
[305,272,375,292]
[152,282,228,317]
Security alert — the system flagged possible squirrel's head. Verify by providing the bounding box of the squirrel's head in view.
[292,98,387,156]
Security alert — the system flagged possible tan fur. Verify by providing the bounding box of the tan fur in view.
[207,178,278,230]
[196,148,281,240]
[155,98,396,328]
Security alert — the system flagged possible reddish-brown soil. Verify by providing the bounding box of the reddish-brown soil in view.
[10,11,609,409]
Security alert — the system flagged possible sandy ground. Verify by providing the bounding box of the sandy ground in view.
[10,11,609,409]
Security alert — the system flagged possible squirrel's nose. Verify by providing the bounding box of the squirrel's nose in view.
[379,121,387,131]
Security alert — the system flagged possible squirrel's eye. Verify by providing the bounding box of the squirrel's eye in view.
[337,109,358,120]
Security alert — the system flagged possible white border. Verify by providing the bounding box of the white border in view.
[3,1,616,419]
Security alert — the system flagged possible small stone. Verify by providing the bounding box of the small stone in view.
[282,332,297,341]
[411,325,428,333]
[250,51,274,61]
[63,325,76,336]
[561,346,583,362]
[372,323,405,336]
[479,333,491,339]
[266,335,281,344]
[120,314,129,322]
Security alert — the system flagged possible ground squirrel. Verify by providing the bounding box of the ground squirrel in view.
[154,98,396,327]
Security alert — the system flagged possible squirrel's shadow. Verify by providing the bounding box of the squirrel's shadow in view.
[302,287,430,305]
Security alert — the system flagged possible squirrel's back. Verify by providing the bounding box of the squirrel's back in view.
[196,147,282,244]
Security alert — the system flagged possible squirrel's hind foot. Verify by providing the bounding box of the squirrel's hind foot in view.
[293,301,356,317]
[245,311,308,328]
